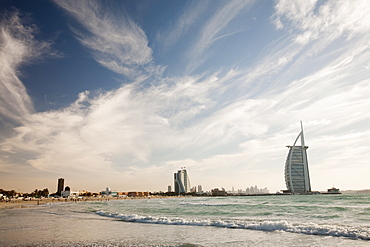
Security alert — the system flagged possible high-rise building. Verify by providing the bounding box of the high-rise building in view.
[284,122,311,194]
[197,185,202,193]
[174,167,191,195]
[57,178,64,196]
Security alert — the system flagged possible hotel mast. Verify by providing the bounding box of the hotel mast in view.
[284,122,311,194]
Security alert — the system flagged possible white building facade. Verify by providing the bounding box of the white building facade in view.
[284,122,311,194]
[174,168,191,194]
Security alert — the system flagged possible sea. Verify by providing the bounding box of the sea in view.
[1,193,370,246]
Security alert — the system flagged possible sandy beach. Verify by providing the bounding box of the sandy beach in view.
[0,199,42,209]
[0,196,151,210]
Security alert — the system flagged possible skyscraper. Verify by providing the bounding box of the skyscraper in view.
[57,178,64,196]
[284,122,311,194]
[197,185,202,193]
[174,167,191,195]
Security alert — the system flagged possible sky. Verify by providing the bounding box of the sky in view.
[1,0,370,193]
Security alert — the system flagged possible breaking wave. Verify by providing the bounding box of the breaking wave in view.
[96,211,370,241]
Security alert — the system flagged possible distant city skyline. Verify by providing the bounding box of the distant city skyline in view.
[1,1,370,192]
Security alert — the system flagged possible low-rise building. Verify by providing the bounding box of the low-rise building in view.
[127,191,150,197]
[211,188,227,196]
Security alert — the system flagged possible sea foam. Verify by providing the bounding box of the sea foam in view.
[95,211,370,241]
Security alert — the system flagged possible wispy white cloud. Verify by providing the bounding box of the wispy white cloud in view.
[0,11,56,129]
[273,0,370,45]
[1,73,220,172]
[156,1,210,50]
[186,0,256,73]
[236,0,370,95]
[53,0,156,78]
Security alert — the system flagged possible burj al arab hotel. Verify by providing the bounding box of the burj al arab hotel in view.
[284,122,311,194]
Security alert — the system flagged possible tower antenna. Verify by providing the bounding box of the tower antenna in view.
[300,120,305,147]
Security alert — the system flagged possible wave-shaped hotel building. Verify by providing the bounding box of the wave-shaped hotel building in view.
[284,122,312,194]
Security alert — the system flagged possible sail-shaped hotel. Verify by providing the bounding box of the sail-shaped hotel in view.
[284,122,312,194]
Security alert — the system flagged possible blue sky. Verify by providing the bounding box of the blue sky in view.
[1,0,370,193]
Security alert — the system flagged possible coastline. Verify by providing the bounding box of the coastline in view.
[0,196,159,210]
[0,192,346,210]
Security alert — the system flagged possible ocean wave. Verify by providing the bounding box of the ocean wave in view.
[96,211,370,241]
[178,202,233,207]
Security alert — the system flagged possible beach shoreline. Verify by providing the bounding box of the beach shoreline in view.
[0,196,159,210]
